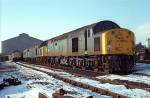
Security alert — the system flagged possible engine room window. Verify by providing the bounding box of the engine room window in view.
[72,37,78,52]
[84,30,87,51]
[35,48,38,56]
[88,29,90,38]
[55,43,57,46]
[94,37,100,51]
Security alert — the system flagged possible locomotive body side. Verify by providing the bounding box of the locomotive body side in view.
[67,29,86,56]
[39,42,48,57]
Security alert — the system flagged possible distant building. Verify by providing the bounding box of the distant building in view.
[135,43,146,60]
[135,42,150,60]
[145,38,150,49]
[1,33,43,55]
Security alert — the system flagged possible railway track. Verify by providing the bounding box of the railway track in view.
[137,60,150,64]
[31,63,150,86]
[16,62,128,98]
[46,64,150,92]
[94,78,150,92]
[132,73,150,77]
[52,65,150,92]
[19,62,150,91]
[16,62,150,97]
[24,63,105,77]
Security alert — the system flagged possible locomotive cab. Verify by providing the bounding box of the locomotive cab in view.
[97,28,135,73]
[91,21,135,73]
[101,28,135,55]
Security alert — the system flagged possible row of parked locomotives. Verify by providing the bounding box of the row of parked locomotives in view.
[23,20,135,73]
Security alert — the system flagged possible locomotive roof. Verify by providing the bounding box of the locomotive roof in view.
[48,20,120,41]
[92,20,120,34]
[39,40,48,47]
[12,50,21,53]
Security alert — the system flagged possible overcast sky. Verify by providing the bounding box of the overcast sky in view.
[0,0,150,53]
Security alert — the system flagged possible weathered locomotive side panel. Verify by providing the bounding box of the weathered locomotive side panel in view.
[54,39,68,56]
[28,48,34,58]
[93,33,102,55]
[48,38,68,57]
[23,49,30,59]
[23,45,39,58]
[23,48,30,62]
[68,28,95,56]
[68,31,82,56]
[86,28,94,55]
[47,40,54,56]
[33,45,40,58]
[39,41,48,57]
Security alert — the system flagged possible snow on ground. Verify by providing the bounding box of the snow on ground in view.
[68,76,150,98]
[0,62,108,98]
[96,74,150,85]
[96,63,150,85]
[134,63,150,75]
[0,81,28,98]
[5,89,40,98]
[16,62,150,98]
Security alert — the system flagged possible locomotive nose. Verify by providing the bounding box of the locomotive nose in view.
[102,29,135,55]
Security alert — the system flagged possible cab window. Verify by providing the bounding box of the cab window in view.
[94,37,100,51]
[72,37,78,52]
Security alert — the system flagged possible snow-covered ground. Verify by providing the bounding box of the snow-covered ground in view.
[134,63,150,75]
[96,63,150,85]
[97,74,150,85]
[0,62,108,98]
[14,62,150,98]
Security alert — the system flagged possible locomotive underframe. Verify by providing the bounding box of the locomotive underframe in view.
[23,54,135,74]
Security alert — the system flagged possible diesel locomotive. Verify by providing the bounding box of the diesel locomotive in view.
[23,20,135,73]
